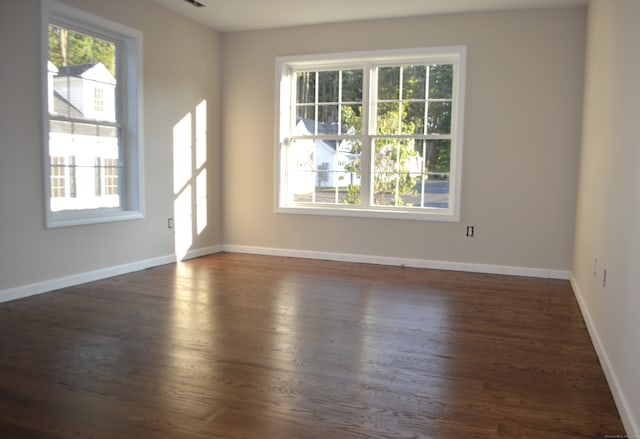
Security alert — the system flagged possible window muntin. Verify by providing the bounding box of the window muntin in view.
[43,0,143,227]
[277,48,465,221]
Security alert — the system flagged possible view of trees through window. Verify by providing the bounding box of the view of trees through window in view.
[48,25,116,75]
[290,63,454,209]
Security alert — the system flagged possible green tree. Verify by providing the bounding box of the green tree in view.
[372,109,419,206]
[48,25,116,76]
[341,105,362,205]
[343,65,428,206]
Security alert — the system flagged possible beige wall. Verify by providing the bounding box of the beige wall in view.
[221,7,586,271]
[1,0,636,431]
[573,0,640,434]
[0,0,222,293]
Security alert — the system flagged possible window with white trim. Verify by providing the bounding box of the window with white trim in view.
[43,0,143,227]
[276,47,466,221]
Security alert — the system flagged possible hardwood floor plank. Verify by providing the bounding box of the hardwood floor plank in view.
[0,253,625,438]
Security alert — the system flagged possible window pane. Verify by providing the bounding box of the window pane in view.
[402,65,426,100]
[407,139,451,208]
[378,66,400,100]
[288,139,361,205]
[423,139,451,173]
[318,71,339,103]
[67,30,93,66]
[49,120,120,212]
[376,102,400,135]
[296,72,316,104]
[93,37,116,76]
[318,105,339,126]
[427,101,452,134]
[288,139,316,202]
[295,105,316,134]
[341,104,362,135]
[372,138,420,207]
[48,28,118,122]
[49,155,78,211]
[341,69,363,102]
[402,102,426,135]
[429,64,453,99]
[48,25,63,67]
[423,177,450,208]
[412,175,450,209]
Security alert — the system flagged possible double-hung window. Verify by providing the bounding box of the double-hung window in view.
[42,0,143,227]
[276,47,466,221]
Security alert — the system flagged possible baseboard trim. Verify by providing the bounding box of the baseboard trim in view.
[0,245,224,304]
[181,245,224,261]
[570,274,638,438]
[222,244,570,279]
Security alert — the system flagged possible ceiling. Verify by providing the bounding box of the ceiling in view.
[148,0,588,32]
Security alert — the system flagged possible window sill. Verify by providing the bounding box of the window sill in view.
[275,205,459,222]
[45,208,144,229]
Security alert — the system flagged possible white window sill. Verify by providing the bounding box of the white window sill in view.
[275,205,459,222]
[46,209,144,229]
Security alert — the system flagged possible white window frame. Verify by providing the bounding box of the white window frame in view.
[275,47,466,222]
[41,0,144,228]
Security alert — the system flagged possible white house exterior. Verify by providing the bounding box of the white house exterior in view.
[288,118,361,196]
[52,62,116,122]
[287,118,425,199]
[48,62,120,212]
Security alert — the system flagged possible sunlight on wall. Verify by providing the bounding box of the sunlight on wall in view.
[196,169,208,236]
[173,99,208,260]
[195,100,207,169]
[195,100,208,235]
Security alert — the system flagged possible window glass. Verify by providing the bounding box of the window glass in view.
[277,47,465,221]
[44,0,143,227]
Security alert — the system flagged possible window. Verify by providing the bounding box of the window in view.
[94,157,120,197]
[42,0,143,227]
[94,86,104,113]
[50,156,76,199]
[276,47,466,221]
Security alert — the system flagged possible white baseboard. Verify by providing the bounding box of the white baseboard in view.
[0,244,566,305]
[222,244,570,279]
[0,254,175,304]
[181,245,223,261]
[570,275,638,438]
[0,245,223,304]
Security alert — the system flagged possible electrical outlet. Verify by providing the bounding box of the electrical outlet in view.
[603,269,607,288]
[168,218,174,229]
[466,226,475,237]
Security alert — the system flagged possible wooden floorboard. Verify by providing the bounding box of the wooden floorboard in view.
[0,253,625,438]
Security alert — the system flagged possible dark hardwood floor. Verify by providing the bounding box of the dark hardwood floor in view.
[0,253,625,438]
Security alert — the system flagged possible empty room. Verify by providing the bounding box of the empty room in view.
[0,0,638,437]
